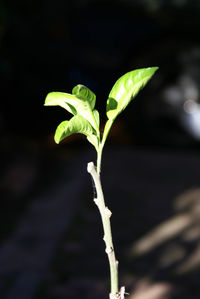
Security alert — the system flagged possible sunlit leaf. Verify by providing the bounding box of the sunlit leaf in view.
[72,84,96,110]
[54,115,95,144]
[45,89,99,134]
[93,109,100,129]
[106,67,158,120]
[44,92,77,115]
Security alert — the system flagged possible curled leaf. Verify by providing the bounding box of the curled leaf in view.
[54,115,95,144]
[45,88,99,134]
[44,92,77,115]
[72,84,96,110]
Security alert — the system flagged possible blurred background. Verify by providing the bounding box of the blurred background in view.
[1,0,200,298]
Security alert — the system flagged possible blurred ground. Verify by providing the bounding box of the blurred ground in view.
[1,143,200,299]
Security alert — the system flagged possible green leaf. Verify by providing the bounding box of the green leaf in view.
[54,115,95,144]
[106,67,158,120]
[72,84,96,110]
[93,109,100,129]
[44,88,99,134]
[44,92,77,115]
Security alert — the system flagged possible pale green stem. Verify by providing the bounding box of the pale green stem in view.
[97,118,114,174]
[97,146,103,175]
[87,162,119,299]
[101,119,114,149]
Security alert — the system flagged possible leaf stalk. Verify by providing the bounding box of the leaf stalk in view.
[97,119,114,174]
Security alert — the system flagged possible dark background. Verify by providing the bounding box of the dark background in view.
[1,1,200,298]
[2,0,200,148]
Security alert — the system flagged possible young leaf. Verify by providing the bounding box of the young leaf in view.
[45,89,99,134]
[106,67,158,120]
[44,92,77,115]
[72,84,96,110]
[93,109,100,129]
[54,115,95,144]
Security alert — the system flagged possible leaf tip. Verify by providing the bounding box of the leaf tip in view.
[44,92,55,106]
[54,134,60,144]
[54,139,60,144]
[151,66,159,72]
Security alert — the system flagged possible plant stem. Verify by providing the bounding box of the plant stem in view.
[101,119,114,150]
[87,162,120,299]
[97,119,114,174]
[97,147,103,175]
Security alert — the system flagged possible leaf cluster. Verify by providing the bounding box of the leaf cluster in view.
[44,67,158,152]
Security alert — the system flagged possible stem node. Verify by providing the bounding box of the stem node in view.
[105,246,113,254]
[105,207,112,218]
[93,198,99,205]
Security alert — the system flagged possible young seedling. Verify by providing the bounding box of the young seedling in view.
[44,67,158,299]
